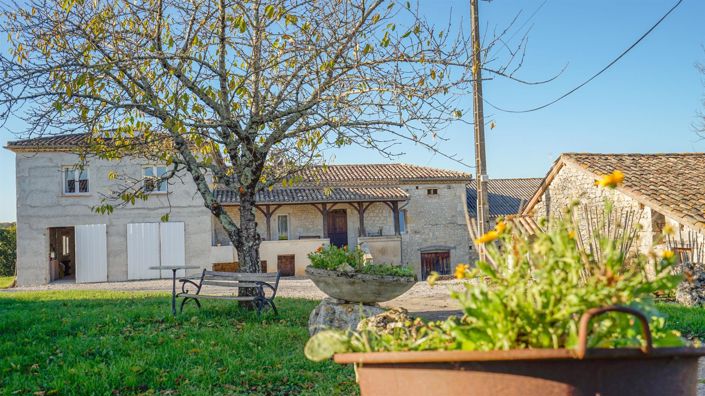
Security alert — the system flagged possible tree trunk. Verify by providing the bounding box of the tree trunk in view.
[235,190,262,305]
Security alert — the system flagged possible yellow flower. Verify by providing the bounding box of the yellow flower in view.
[662,224,675,236]
[454,264,469,279]
[475,230,499,244]
[427,271,439,286]
[495,221,506,234]
[596,170,625,188]
[568,231,576,240]
[662,250,675,260]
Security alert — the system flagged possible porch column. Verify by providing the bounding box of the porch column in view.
[356,202,366,237]
[256,204,282,241]
[264,205,272,241]
[392,201,400,235]
[321,203,329,238]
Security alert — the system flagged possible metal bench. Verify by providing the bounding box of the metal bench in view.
[177,270,280,315]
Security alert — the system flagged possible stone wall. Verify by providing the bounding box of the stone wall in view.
[400,183,472,276]
[531,161,705,267]
[14,152,212,285]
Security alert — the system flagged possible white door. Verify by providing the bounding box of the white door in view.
[75,224,108,283]
[160,222,185,278]
[127,223,161,280]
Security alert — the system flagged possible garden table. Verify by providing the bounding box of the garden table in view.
[149,265,201,315]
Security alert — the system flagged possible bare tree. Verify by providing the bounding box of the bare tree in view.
[0,0,529,288]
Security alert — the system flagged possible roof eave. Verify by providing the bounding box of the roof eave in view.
[220,197,409,206]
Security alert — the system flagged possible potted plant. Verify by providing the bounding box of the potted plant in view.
[305,244,416,304]
[305,174,705,396]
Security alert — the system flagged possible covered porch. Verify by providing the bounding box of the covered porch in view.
[211,186,409,275]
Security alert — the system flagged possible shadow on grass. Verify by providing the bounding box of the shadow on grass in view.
[0,291,357,396]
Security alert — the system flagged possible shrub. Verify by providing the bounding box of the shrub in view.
[357,264,415,278]
[0,225,16,277]
[308,244,363,270]
[307,244,414,278]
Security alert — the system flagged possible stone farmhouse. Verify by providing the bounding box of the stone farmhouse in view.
[6,133,478,285]
[522,153,705,265]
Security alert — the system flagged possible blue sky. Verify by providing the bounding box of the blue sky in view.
[1,0,704,222]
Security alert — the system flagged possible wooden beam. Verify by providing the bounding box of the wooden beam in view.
[264,205,272,241]
[321,203,329,238]
[392,201,400,235]
[356,202,366,237]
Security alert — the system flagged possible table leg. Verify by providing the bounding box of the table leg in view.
[171,269,177,316]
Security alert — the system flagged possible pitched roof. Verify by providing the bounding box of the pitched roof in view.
[523,153,705,231]
[215,186,408,205]
[297,163,471,185]
[5,133,89,151]
[7,134,470,184]
[467,178,543,217]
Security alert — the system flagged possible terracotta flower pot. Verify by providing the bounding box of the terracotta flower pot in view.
[305,267,415,303]
[334,306,705,396]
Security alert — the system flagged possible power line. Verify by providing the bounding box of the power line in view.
[485,0,684,114]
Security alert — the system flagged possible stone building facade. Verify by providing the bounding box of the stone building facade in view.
[523,154,705,276]
[7,134,474,284]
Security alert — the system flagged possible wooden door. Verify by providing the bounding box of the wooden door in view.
[277,255,295,276]
[327,209,348,248]
[420,251,450,280]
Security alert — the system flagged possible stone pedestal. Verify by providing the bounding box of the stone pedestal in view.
[308,298,386,336]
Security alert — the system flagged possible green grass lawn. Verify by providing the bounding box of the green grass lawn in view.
[659,303,705,340]
[1,292,703,396]
[0,291,357,395]
[0,276,14,289]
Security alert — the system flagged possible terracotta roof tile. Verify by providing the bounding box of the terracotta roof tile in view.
[467,178,543,217]
[297,163,471,185]
[562,153,705,230]
[5,133,89,151]
[215,186,408,205]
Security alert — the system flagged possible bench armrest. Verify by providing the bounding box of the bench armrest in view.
[179,278,202,295]
[254,281,278,300]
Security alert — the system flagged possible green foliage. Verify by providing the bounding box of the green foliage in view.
[307,245,414,278]
[305,204,687,361]
[0,291,357,395]
[307,244,364,271]
[0,224,16,276]
[357,263,415,278]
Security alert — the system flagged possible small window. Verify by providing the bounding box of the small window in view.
[277,215,289,240]
[427,188,438,196]
[143,166,168,193]
[399,209,408,233]
[64,167,89,194]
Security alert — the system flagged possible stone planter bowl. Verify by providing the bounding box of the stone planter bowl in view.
[305,267,416,304]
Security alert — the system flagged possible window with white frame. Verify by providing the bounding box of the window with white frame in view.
[63,167,89,194]
[277,215,289,240]
[143,166,168,193]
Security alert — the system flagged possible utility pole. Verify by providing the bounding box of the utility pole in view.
[470,0,490,259]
